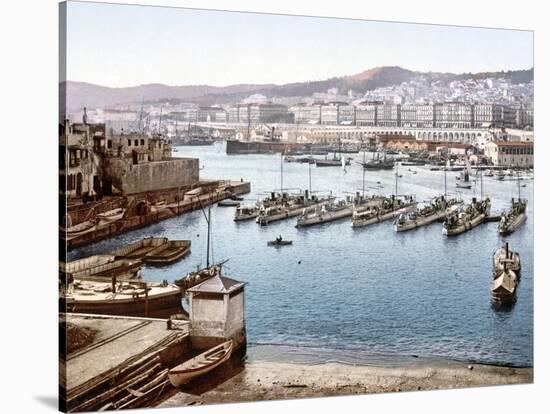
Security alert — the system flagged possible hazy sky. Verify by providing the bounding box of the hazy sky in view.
[66,1,534,88]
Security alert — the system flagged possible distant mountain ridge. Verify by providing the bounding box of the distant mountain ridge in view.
[61,66,533,110]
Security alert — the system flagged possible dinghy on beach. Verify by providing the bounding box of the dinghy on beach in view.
[168,340,233,387]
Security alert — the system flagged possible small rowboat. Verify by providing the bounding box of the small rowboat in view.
[97,208,125,225]
[168,340,233,387]
[60,219,97,238]
[218,199,241,207]
[267,240,293,246]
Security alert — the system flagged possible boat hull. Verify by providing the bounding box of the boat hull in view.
[60,289,184,319]
[442,213,485,236]
[296,207,352,227]
[352,205,415,228]
[395,203,462,232]
[498,213,527,235]
[168,341,233,387]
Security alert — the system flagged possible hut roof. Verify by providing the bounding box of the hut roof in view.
[188,275,245,295]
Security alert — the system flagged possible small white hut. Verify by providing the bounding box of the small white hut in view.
[187,269,246,350]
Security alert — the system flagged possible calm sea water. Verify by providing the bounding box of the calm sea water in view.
[69,142,534,367]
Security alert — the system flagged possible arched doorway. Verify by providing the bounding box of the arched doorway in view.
[76,173,83,197]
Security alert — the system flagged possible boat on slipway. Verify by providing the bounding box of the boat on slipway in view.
[168,340,233,387]
[351,195,416,228]
[442,197,491,236]
[394,196,463,232]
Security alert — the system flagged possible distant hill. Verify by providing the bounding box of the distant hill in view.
[61,66,533,110]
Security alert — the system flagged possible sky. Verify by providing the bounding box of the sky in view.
[65,1,534,88]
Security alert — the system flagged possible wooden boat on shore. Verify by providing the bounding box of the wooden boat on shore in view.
[168,340,233,387]
[442,197,491,236]
[60,279,184,318]
[498,198,527,235]
[351,195,416,228]
[394,197,463,232]
[493,242,521,275]
[97,208,126,225]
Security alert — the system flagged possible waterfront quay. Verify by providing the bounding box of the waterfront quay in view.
[62,179,250,250]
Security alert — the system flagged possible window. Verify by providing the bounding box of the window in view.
[134,139,139,146]
[127,139,131,146]
[107,140,112,149]
[140,139,145,146]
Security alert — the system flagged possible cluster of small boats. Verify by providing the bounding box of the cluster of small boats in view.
[395,196,463,232]
[60,207,127,240]
[491,242,521,305]
[60,237,192,317]
[351,195,416,228]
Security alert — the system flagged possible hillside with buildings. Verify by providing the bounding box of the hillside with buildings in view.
[63,66,533,110]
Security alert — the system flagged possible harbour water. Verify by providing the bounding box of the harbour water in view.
[69,142,534,367]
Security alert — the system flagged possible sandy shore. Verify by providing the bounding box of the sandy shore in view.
[157,360,533,407]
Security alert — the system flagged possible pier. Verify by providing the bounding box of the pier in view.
[62,180,250,250]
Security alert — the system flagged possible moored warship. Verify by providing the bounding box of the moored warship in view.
[442,197,491,236]
[351,195,416,228]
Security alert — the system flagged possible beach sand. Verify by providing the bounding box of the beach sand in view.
[157,360,533,407]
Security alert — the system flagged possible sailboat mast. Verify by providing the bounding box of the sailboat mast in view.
[206,207,211,268]
[444,163,447,199]
[281,150,284,196]
[517,168,521,200]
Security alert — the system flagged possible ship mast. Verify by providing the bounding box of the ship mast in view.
[308,148,312,197]
[281,149,284,197]
[362,150,366,199]
[395,161,399,197]
[480,167,483,200]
